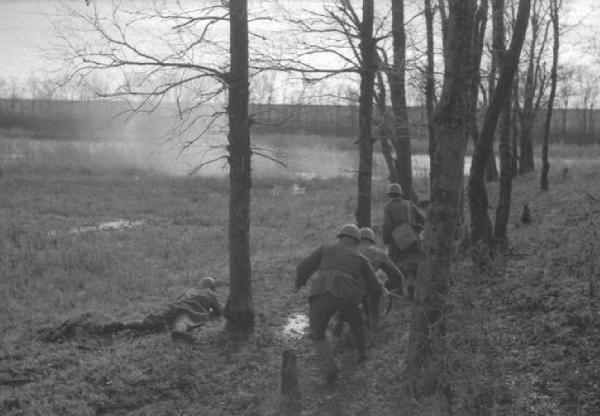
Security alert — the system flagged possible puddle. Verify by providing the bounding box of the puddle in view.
[282,313,309,339]
[68,219,144,235]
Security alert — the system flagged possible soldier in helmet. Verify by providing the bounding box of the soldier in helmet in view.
[382,183,425,300]
[40,277,223,344]
[295,224,382,383]
[121,276,222,342]
[330,227,404,337]
[359,227,405,293]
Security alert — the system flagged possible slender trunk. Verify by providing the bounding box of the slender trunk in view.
[541,0,559,191]
[519,12,538,174]
[511,76,520,177]
[493,0,512,248]
[355,0,376,227]
[494,99,513,248]
[468,0,488,160]
[424,0,436,155]
[468,0,531,249]
[438,0,449,62]
[406,0,475,397]
[224,0,254,331]
[375,69,399,184]
[389,0,414,201]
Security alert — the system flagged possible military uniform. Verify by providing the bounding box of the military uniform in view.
[382,185,425,300]
[296,224,382,382]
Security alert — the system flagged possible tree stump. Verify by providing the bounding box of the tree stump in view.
[280,349,301,411]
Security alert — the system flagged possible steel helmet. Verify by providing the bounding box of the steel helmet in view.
[359,227,376,244]
[386,183,403,196]
[199,277,217,291]
[336,223,361,242]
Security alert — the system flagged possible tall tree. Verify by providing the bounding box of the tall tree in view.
[224,0,254,331]
[406,0,476,396]
[61,1,255,331]
[277,1,388,227]
[355,0,376,227]
[388,0,414,201]
[424,0,436,152]
[492,0,514,247]
[540,0,560,190]
[374,63,399,184]
[518,0,550,174]
[468,0,531,251]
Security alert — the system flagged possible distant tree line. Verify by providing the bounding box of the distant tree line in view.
[1,98,598,146]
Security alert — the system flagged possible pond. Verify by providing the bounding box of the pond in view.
[0,137,579,180]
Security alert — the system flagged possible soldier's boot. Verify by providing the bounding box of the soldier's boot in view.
[314,340,338,383]
[349,318,367,364]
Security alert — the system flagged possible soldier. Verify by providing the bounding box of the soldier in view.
[295,224,382,383]
[382,183,425,300]
[40,277,222,344]
[330,227,405,337]
[120,276,222,342]
[359,227,405,294]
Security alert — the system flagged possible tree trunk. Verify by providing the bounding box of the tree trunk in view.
[355,0,376,228]
[467,0,488,155]
[468,0,531,250]
[541,0,559,191]
[375,69,399,184]
[518,12,539,174]
[492,0,512,249]
[389,0,414,201]
[424,0,436,156]
[511,77,520,177]
[406,0,475,397]
[486,149,499,181]
[224,0,255,332]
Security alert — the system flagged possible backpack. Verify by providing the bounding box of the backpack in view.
[391,201,420,250]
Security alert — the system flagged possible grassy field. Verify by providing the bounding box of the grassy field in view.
[1,142,599,415]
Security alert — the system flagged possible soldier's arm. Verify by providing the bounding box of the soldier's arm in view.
[412,202,426,226]
[379,259,405,290]
[295,246,323,290]
[363,261,382,304]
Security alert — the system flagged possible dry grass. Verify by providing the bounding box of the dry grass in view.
[1,139,599,415]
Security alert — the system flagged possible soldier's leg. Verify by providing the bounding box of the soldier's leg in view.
[340,302,367,364]
[309,294,339,383]
[123,312,169,332]
[403,262,418,301]
[170,313,197,343]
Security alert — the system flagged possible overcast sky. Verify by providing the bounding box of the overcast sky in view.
[0,0,598,91]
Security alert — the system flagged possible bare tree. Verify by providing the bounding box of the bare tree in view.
[356,0,376,227]
[468,0,531,252]
[406,0,476,396]
[517,0,550,174]
[492,0,514,248]
[61,0,255,331]
[424,0,436,151]
[387,0,414,202]
[540,0,561,190]
[224,0,255,331]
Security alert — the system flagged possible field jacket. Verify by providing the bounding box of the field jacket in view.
[382,197,425,247]
[359,243,404,289]
[165,288,223,322]
[296,241,382,306]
